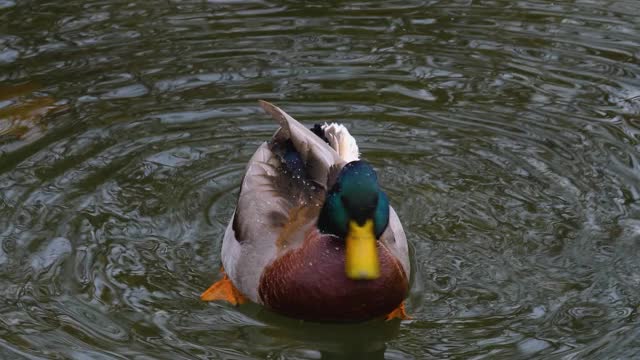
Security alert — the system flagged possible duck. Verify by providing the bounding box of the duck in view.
[201,101,410,322]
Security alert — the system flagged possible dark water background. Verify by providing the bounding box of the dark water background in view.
[2,0,640,359]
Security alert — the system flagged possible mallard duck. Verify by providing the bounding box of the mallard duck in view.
[201,101,410,322]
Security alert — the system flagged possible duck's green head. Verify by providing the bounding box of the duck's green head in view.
[318,160,390,280]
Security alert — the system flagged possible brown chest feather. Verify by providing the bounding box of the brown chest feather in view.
[258,231,409,322]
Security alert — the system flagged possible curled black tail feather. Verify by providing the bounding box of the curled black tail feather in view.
[310,124,330,145]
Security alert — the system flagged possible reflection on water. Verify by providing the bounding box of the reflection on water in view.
[1,0,640,358]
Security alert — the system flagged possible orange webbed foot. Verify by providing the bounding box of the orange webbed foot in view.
[386,302,411,321]
[201,272,247,306]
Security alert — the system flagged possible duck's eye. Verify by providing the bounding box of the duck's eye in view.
[341,195,349,207]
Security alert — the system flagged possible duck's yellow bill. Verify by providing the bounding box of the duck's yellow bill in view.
[345,219,380,280]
